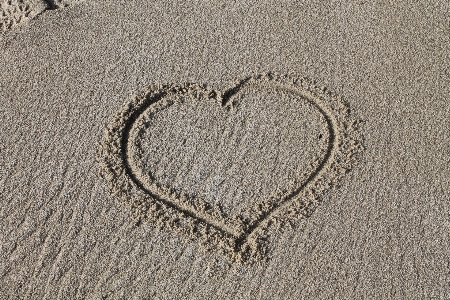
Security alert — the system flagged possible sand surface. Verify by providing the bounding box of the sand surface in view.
[1,0,449,298]
[131,82,329,218]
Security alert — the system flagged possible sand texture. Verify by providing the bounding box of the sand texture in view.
[0,0,83,32]
[99,74,362,261]
[1,0,449,298]
[0,0,47,31]
[46,0,84,9]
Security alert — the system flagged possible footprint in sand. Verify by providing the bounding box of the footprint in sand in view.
[0,0,82,32]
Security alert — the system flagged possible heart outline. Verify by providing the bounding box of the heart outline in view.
[99,73,363,262]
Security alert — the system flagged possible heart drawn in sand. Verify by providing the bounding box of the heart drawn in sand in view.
[99,73,363,262]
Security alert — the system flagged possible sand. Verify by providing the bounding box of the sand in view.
[0,0,83,32]
[1,0,46,31]
[1,0,449,298]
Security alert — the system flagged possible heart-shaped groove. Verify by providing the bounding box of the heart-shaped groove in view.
[99,73,364,262]
[128,79,331,236]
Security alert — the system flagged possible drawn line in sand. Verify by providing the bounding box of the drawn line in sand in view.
[99,73,364,263]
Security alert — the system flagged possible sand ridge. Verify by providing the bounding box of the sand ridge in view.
[98,73,364,262]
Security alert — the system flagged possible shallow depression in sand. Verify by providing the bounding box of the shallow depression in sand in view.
[128,83,330,218]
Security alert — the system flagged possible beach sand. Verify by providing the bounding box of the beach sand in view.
[1,0,449,298]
